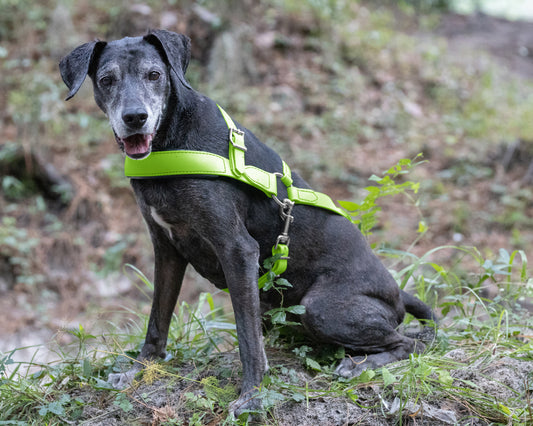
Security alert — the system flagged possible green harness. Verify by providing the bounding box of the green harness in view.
[125,105,350,287]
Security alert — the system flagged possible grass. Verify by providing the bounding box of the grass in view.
[3,257,530,425]
[1,160,531,425]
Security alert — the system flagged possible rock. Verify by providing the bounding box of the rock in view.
[207,29,257,94]
[108,3,154,38]
[47,1,81,59]
[386,397,457,424]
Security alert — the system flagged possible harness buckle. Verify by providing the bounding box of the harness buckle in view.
[229,128,247,151]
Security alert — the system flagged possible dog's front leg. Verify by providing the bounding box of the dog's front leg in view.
[222,238,268,417]
[109,226,187,388]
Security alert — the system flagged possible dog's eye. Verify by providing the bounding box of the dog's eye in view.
[148,71,160,81]
[99,76,113,87]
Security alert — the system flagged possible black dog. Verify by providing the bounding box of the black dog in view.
[59,30,435,415]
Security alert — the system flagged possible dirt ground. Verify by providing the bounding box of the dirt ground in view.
[439,12,533,78]
[73,347,532,425]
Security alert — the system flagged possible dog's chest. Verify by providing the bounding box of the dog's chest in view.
[146,202,227,287]
[150,206,174,239]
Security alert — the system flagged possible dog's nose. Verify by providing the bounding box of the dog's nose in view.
[122,108,148,128]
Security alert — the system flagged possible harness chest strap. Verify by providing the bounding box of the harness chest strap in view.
[124,105,352,222]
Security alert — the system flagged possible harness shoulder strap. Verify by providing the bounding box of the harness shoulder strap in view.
[278,160,352,221]
[217,104,247,177]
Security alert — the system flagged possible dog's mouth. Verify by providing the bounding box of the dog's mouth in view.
[116,133,153,159]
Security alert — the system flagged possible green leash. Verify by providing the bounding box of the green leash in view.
[125,105,351,287]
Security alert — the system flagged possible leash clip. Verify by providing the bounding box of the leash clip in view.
[274,198,294,248]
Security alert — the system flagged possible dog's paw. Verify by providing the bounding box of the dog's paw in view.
[334,356,371,378]
[229,394,263,420]
[108,369,138,389]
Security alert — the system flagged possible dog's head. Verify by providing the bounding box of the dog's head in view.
[59,30,191,159]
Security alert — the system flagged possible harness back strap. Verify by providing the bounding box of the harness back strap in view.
[124,105,351,221]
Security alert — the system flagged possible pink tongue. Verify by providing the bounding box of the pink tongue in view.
[123,134,152,156]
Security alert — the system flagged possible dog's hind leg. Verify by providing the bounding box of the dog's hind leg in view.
[333,339,423,378]
[300,280,425,378]
[109,223,187,388]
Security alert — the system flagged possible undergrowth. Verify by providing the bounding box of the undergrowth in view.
[1,156,531,425]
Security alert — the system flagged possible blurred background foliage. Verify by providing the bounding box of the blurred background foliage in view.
[0,0,532,355]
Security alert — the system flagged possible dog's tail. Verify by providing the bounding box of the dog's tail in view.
[400,290,437,343]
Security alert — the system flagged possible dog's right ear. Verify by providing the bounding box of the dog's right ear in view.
[59,41,107,101]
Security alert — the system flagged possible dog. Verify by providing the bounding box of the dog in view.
[59,30,435,416]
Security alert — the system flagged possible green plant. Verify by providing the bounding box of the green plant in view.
[201,376,238,409]
[97,237,135,277]
[66,324,97,363]
[339,154,426,236]
[123,264,237,363]
[7,71,64,143]
[260,256,306,327]
[0,246,530,425]
[0,349,84,423]
[0,0,48,40]
[1,175,29,199]
[38,393,85,421]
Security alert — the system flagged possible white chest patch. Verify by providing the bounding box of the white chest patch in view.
[150,206,173,240]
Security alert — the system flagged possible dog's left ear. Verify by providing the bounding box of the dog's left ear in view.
[145,30,192,90]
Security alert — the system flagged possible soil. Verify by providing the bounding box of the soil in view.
[72,348,533,425]
[439,12,533,78]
